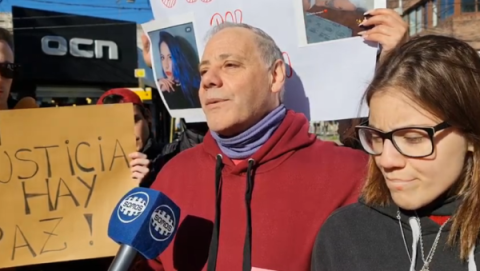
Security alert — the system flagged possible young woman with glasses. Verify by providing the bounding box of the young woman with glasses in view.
[311,35,480,270]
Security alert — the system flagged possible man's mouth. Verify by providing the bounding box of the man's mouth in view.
[206,98,228,106]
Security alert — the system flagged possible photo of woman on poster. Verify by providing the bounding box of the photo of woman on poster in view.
[155,29,201,110]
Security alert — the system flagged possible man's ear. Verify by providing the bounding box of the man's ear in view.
[270,59,286,95]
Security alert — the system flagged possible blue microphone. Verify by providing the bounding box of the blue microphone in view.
[107,187,181,271]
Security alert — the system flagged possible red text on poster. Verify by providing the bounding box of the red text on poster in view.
[210,9,243,26]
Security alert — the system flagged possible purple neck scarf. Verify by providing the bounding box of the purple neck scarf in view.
[210,105,287,159]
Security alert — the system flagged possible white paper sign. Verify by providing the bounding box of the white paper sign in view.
[146,0,385,122]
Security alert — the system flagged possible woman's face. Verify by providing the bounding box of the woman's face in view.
[369,90,471,210]
[160,41,174,80]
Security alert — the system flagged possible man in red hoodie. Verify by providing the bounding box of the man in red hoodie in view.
[136,10,407,271]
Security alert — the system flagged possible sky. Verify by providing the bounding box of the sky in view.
[0,0,154,24]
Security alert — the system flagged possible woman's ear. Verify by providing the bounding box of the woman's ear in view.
[468,142,475,152]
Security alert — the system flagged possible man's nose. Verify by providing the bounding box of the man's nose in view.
[377,139,406,170]
[201,68,222,89]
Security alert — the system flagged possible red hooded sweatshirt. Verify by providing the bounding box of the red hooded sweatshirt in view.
[136,110,368,271]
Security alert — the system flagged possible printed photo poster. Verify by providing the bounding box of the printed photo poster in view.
[299,0,375,45]
[143,15,204,122]
[147,0,386,121]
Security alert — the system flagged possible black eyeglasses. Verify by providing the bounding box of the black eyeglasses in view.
[0,62,20,79]
[355,122,451,158]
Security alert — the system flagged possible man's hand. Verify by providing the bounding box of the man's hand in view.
[129,152,151,182]
[358,8,408,61]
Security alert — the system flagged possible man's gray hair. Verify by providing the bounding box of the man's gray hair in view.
[205,22,286,102]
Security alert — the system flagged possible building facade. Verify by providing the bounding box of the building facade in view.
[390,0,480,51]
[0,12,12,31]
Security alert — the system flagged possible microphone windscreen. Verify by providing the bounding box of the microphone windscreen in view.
[108,187,180,259]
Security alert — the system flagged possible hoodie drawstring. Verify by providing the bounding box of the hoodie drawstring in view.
[408,217,420,271]
[408,217,477,271]
[206,155,255,271]
[469,245,477,271]
[206,155,224,271]
[243,158,255,270]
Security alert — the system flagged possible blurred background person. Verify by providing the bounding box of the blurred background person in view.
[97,88,164,188]
[0,27,37,111]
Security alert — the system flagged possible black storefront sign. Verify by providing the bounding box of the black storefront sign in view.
[12,6,137,86]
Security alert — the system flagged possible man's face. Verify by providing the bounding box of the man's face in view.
[0,40,13,106]
[134,106,150,151]
[198,27,285,136]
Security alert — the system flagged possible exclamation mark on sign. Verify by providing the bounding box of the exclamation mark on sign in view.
[84,213,93,245]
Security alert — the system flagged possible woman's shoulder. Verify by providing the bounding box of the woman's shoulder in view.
[325,203,371,225]
[317,202,383,238]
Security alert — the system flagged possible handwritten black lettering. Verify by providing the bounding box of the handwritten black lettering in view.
[0,227,3,241]
[98,136,105,172]
[65,140,76,176]
[0,151,12,184]
[109,139,129,171]
[83,213,93,236]
[15,149,39,180]
[76,175,97,208]
[11,225,36,260]
[22,179,54,215]
[39,217,67,254]
[75,142,94,173]
[34,145,59,178]
[54,178,80,210]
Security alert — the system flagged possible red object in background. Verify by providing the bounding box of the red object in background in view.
[186,0,196,3]
[209,9,243,26]
[161,0,176,8]
[282,52,293,78]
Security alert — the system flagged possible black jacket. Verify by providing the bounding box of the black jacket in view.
[312,197,479,271]
[139,123,206,188]
[138,137,165,188]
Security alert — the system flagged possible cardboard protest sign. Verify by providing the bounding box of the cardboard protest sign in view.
[0,104,137,268]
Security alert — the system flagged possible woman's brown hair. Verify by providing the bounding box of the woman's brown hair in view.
[361,34,480,261]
